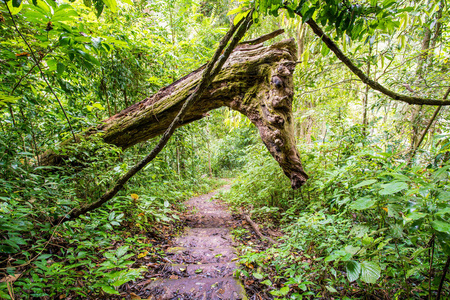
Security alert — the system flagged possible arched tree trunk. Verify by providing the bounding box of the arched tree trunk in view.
[42,38,308,189]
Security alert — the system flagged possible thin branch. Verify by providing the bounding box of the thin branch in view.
[244,214,278,245]
[11,47,54,94]
[436,255,450,300]
[409,86,450,162]
[4,1,76,140]
[54,10,254,224]
[239,28,284,45]
[376,42,446,81]
[294,12,450,106]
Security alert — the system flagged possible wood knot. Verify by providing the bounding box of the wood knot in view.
[272,96,289,108]
[267,114,284,126]
[275,138,284,147]
[271,76,283,89]
[277,65,292,76]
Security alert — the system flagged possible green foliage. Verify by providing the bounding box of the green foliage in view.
[227,131,450,298]
[2,0,450,298]
[0,0,230,297]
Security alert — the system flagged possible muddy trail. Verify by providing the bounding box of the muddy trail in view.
[142,185,247,300]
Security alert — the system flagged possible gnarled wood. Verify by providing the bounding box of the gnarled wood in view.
[43,38,308,189]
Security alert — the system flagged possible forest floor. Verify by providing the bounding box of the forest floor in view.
[121,184,253,300]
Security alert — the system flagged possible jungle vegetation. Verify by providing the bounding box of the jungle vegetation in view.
[0,0,449,299]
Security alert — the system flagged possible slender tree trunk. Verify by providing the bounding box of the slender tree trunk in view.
[409,87,450,162]
[123,89,129,107]
[176,142,180,177]
[362,44,372,136]
[409,6,444,159]
[296,22,306,59]
[206,123,212,178]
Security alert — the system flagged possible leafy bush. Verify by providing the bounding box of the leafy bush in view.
[227,130,450,299]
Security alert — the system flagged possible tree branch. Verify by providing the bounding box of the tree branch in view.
[239,28,285,45]
[296,14,450,106]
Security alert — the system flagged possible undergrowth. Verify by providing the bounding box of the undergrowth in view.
[0,137,224,299]
[224,126,450,300]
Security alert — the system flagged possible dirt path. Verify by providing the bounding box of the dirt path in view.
[145,185,247,300]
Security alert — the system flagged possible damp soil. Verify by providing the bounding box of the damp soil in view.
[122,185,248,300]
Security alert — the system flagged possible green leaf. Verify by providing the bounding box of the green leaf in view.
[0,92,20,107]
[360,261,381,284]
[119,0,133,5]
[352,179,377,189]
[76,49,101,66]
[344,245,360,255]
[47,59,57,71]
[116,245,129,258]
[431,220,450,234]
[92,0,104,17]
[438,191,450,201]
[253,272,263,280]
[57,62,65,75]
[406,265,423,278]
[100,284,119,295]
[350,225,369,237]
[302,7,315,23]
[261,279,272,286]
[301,49,309,68]
[436,232,450,255]
[0,289,11,300]
[3,239,20,250]
[7,0,23,15]
[362,235,374,246]
[295,0,307,14]
[12,0,21,8]
[382,0,396,8]
[346,260,361,282]
[103,0,117,13]
[279,286,290,296]
[403,212,427,223]
[52,6,79,22]
[227,7,243,16]
[379,181,408,195]
[259,0,268,14]
[35,0,50,13]
[321,43,330,56]
[435,207,450,216]
[110,268,143,286]
[233,11,248,25]
[349,197,376,210]
[0,245,17,254]
[108,211,116,221]
[433,165,450,180]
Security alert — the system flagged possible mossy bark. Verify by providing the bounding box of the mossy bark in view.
[42,39,308,189]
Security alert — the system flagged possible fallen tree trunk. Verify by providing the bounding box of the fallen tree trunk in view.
[42,37,308,189]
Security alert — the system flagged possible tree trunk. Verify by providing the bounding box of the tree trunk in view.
[41,38,308,189]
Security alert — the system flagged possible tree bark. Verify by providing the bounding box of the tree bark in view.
[41,37,308,189]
